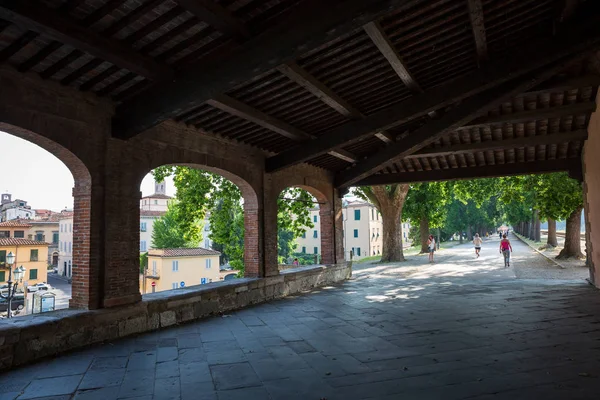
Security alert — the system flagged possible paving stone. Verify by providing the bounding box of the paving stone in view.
[126,351,157,371]
[90,356,128,370]
[153,377,180,400]
[78,368,126,390]
[157,347,179,362]
[286,340,316,354]
[73,386,120,400]
[155,360,179,378]
[210,362,261,390]
[19,375,83,399]
[206,350,247,365]
[118,370,154,399]
[178,347,206,364]
[216,387,270,400]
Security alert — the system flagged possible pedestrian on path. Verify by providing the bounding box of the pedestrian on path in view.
[473,233,483,258]
[499,234,513,267]
[427,234,436,263]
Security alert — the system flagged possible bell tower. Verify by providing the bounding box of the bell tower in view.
[154,180,166,195]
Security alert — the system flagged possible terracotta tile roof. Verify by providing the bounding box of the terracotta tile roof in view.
[0,220,33,228]
[58,212,74,220]
[141,193,172,200]
[140,210,166,217]
[148,247,221,257]
[0,238,49,246]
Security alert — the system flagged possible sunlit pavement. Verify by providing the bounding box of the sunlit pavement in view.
[1,235,600,399]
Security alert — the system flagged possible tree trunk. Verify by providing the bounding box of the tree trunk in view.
[557,206,584,259]
[533,210,541,242]
[467,226,472,241]
[419,217,430,253]
[437,228,441,250]
[547,218,558,247]
[459,232,463,244]
[367,185,410,262]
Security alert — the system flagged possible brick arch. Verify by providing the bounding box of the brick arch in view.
[0,123,98,309]
[135,157,262,278]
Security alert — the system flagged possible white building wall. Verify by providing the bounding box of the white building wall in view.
[5,207,35,221]
[140,216,160,252]
[57,216,73,278]
[294,209,321,256]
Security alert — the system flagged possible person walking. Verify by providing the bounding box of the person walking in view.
[499,234,513,267]
[473,233,483,258]
[427,234,436,263]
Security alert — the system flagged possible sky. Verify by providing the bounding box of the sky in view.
[0,131,174,212]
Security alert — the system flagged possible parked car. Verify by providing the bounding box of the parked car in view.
[27,283,50,293]
[0,295,25,312]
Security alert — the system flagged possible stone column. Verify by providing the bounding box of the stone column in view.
[583,94,600,287]
[244,203,263,277]
[262,193,280,277]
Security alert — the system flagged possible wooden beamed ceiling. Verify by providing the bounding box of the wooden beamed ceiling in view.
[0,0,599,188]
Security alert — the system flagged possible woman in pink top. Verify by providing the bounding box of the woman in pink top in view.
[499,234,513,267]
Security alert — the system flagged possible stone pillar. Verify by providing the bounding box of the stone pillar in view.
[69,181,103,309]
[262,194,279,277]
[319,204,334,265]
[583,93,600,287]
[333,193,345,264]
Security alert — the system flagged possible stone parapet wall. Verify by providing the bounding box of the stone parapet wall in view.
[0,264,351,370]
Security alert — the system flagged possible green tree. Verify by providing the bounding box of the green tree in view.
[355,185,410,262]
[152,204,200,249]
[403,182,450,252]
[277,188,314,261]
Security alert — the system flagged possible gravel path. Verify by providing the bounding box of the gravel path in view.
[353,233,589,282]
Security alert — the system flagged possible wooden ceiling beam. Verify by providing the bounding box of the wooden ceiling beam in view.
[277,62,363,118]
[460,101,597,130]
[354,158,580,186]
[406,130,588,159]
[266,20,600,174]
[374,131,395,144]
[175,0,249,39]
[0,0,171,80]
[364,21,422,93]
[334,55,592,188]
[467,0,488,65]
[207,94,358,164]
[114,0,445,138]
[206,94,312,141]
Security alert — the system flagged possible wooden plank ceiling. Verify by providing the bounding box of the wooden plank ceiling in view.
[1,0,600,187]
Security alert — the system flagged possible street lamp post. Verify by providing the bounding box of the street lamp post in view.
[0,252,26,318]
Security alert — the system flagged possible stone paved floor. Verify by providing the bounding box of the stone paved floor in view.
[2,235,600,399]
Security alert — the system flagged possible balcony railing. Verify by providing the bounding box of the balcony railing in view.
[145,269,160,279]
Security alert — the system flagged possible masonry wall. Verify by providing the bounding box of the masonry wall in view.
[584,92,600,287]
[0,264,351,370]
[0,65,348,312]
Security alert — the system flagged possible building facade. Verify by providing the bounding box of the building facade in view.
[0,238,49,287]
[57,214,73,277]
[140,181,172,212]
[1,194,35,222]
[140,210,165,253]
[143,247,221,294]
[295,200,410,261]
[0,220,59,266]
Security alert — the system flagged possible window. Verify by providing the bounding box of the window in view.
[371,209,374,220]
[152,260,157,275]
[172,260,179,272]
[313,215,318,223]
[0,250,5,264]
[52,232,59,244]
[0,231,9,238]
[302,246,306,253]
[313,230,318,238]
[140,222,147,232]
[356,247,361,256]
[154,200,158,205]
[29,269,38,280]
[204,239,210,248]
[172,282,178,290]
[354,210,360,220]
[0,271,4,282]
[60,224,63,232]
[69,242,72,253]
[70,224,72,232]
[14,230,24,238]
[205,258,212,269]
[314,247,318,254]
[35,232,43,241]
[140,241,147,252]
[302,232,306,239]
[30,249,38,261]
[59,242,62,252]
[354,229,358,238]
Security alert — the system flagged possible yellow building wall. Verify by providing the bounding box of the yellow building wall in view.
[0,244,49,287]
[144,255,220,294]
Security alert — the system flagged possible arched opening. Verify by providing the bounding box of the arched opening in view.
[277,186,335,269]
[136,164,259,295]
[0,124,93,312]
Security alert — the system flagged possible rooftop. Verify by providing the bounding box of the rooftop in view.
[148,247,221,257]
[140,210,167,217]
[142,194,172,200]
[0,238,50,247]
[0,220,33,228]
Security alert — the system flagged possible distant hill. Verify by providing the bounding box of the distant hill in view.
[539,210,586,233]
